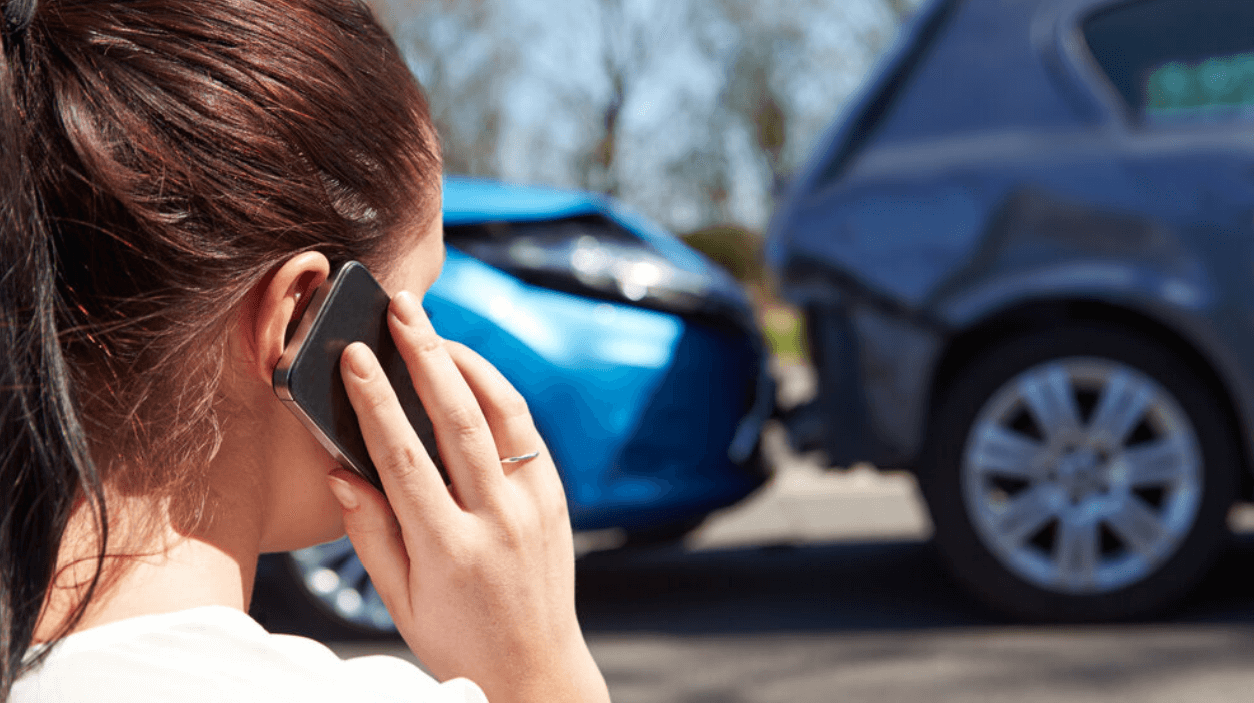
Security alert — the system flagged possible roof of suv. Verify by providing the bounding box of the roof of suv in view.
[798,0,1130,192]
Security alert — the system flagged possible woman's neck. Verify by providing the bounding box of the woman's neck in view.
[34,488,263,642]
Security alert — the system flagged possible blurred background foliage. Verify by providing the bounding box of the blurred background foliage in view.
[680,226,806,362]
[368,0,926,359]
[680,225,764,285]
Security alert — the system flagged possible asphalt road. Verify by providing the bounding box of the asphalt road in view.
[567,532,1254,703]
[319,364,1254,702]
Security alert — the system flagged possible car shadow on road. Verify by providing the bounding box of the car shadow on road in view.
[575,535,1254,635]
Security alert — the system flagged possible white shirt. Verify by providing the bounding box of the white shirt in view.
[13,606,487,703]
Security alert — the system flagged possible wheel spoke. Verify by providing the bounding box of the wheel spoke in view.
[293,536,355,566]
[1105,496,1167,558]
[1089,370,1152,446]
[335,553,367,590]
[1019,365,1081,442]
[970,426,1044,479]
[361,581,394,629]
[1121,437,1191,487]
[1054,516,1099,589]
[995,486,1059,546]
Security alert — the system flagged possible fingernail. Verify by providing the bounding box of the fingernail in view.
[343,343,373,380]
[391,290,420,326]
[327,474,359,511]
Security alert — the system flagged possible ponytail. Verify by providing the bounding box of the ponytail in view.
[1,3,107,697]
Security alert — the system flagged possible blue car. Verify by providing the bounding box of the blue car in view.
[256,177,774,635]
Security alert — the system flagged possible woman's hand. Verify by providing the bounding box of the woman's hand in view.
[324,290,609,703]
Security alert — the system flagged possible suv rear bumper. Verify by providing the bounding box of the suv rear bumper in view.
[784,303,939,471]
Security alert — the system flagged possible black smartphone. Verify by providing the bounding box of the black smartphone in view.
[272,261,446,493]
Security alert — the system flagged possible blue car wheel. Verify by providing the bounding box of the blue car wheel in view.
[286,537,396,635]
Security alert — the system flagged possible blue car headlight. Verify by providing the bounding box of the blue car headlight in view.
[520,233,709,309]
[446,214,753,331]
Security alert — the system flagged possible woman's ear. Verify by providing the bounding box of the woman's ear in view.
[241,252,331,384]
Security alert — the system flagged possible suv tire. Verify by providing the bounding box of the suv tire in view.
[921,324,1239,621]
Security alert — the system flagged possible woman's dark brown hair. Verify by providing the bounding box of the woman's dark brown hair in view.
[0,0,441,695]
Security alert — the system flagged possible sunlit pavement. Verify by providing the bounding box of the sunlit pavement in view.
[329,362,1254,703]
[689,360,932,552]
[687,426,931,551]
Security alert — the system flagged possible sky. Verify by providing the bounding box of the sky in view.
[375,0,923,232]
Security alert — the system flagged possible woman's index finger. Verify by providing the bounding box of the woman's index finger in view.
[387,292,506,510]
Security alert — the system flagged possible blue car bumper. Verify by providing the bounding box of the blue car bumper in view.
[427,249,772,532]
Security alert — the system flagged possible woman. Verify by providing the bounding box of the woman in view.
[0,1,610,702]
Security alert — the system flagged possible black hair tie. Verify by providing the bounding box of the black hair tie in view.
[3,0,37,42]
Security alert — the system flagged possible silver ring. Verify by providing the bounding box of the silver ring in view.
[500,451,540,464]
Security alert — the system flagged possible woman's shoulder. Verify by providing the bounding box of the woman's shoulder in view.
[13,606,485,703]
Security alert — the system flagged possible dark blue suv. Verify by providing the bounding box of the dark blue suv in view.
[769,0,1254,620]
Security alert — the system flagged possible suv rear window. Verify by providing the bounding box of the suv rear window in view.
[1083,0,1254,125]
